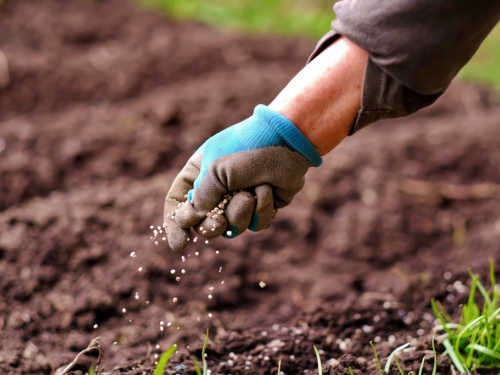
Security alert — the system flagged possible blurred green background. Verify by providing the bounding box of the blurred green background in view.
[139,0,500,90]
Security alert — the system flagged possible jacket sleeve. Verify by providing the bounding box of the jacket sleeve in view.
[308,0,500,134]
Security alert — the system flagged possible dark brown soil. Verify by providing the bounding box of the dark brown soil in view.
[1,1,500,374]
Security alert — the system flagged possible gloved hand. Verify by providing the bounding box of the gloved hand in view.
[164,105,322,251]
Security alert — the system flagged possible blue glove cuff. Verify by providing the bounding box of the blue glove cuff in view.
[236,105,323,167]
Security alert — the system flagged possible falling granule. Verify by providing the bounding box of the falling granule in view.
[93,324,98,329]
[226,231,232,236]
[160,326,164,331]
[138,267,143,272]
[208,295,213,299]
[154,354,158,359]
[122,308,127,313]
[160,321,164,325]
[130,252,137,258]
[156,345,160,349]
[221,281,224,284]
[171,269,176,274]
[193,237,198,243]
[208,313,212,318]
[176,277,181,282]
[195,252,199,256]
[154,241,158,246]
[173,297,178,303]
[162,237,166,241]
[135,294,139,300]
[150,226,154,229]
[113,342,118,345]
[181,269,186,274]
[182,256,186,262]
[205,240,209,244]
[219,267,222,272]
[153,230,158,235]
[259,281,266,288]
[167,322,172,327]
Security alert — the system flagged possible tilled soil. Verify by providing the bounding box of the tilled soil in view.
[1,1,500,374]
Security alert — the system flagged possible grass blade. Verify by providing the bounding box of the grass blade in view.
[443,338,468,374]
[468,344,500,360]
[313,346,322,375]
[88,367,95,375]
[417,356,425,375]
[370,341,384,375]
[432,337,437,375]
[392,354,405,375]
[202,329,209,375]
[348,366,354,375]
[154,344,177,375]
[384,342,409,372]
[193,358,202,375]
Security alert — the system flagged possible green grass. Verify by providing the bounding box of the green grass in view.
[433,262,500,372]
[371,339,437,375]
[137,0,500,90]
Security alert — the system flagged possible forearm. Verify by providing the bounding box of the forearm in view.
[269,37,368,156]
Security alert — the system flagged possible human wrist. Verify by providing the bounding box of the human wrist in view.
[269,37,368,156]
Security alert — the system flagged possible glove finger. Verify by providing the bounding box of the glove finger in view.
[248,184,276,232]
[223,191,256,238]
[164,198,190,252]
[193,213,228,239]
[175,175,227,229]
[166,153,202,202]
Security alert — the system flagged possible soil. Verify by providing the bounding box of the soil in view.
[1,1,500,375]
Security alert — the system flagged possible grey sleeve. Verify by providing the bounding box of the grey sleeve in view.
[308,0,500,134]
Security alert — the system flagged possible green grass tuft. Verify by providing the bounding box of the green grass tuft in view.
[154,344,178,375]
[433,262,500,372]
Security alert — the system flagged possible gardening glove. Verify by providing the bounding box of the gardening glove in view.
[164,104,322,252]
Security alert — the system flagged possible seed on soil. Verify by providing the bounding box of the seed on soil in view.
[182,256,186,262]
[261,331,267,336]
[146,301,149,305]
[93,324,98,329]
[272,324,279,331]
[221,281,224,284]
[193,237,198,243]
[176,277,181,281]
[216,251,219,254]
[195,252,199,256]
[226,231,232,236]
[113,342,117,345]
[259,281,266,288]
[138,267,143,272]
[444,271,452,280]
[150,226,154,229]
[171,269,176,274]
[160,326,164,331]
[160,321,164,325]
[130,252,137,258]
[181,269,185,274]
[122,308,126,313]
[167,322,171,326]
[208,313,212,318]
[208,295,213,299]
[173,297,178,303]
[162,237,166,241]
[205,240,209,244]
[154,241,158,245]
[219,267,222,272]
[156,345,160,349]
[135,293,139,300]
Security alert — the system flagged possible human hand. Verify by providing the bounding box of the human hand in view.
[163,105,322,251]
